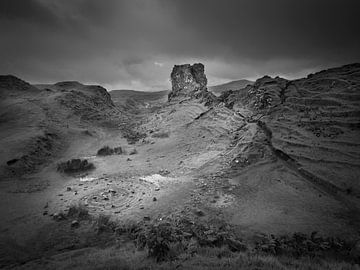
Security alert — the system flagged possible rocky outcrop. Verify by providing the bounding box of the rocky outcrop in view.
[168,63,216,105]
[0,75,40,96]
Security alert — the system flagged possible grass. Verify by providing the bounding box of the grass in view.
[7,212,359,269]
[22,246,360,270]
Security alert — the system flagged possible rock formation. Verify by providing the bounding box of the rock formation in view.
[168,63,216,105]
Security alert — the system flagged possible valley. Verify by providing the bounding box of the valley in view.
[0,63,360,269]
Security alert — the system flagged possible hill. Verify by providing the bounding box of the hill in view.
[208,79,253,96]
[0,78,122,179]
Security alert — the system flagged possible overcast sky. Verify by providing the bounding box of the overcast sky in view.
[1,0,360,91]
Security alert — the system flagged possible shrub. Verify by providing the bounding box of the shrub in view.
[57,159,95,174]
[95,214,117,234]
[123,129,147,144]
[67,203,89,220]
[97,146,114,156]
[97,146,123,156]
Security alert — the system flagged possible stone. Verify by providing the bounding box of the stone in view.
[153,197,157,201]
[159,169,170,176]
[168,63,216,105]
[194,209,205,217]
[71,220,79,228]
[66,187,72,191]
[53,212,65,221]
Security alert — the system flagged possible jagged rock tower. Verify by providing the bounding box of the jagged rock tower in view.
[168,63,211,101]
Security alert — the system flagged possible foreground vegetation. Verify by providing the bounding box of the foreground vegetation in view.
[2,204,358,269]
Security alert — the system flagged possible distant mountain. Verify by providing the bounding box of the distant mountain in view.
[208,79,254,96]
[110,89,168,101]
[110,89,169,113]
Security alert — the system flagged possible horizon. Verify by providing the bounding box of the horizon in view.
[25,62,359,92]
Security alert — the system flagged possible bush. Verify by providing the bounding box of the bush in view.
[97,146,123,156]
[95,214,117,234]
[67,203,89,219]
[97,146,114,156]
[123,129,147,144]
[57,159,95,174]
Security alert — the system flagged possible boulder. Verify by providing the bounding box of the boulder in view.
[168,63,217,105]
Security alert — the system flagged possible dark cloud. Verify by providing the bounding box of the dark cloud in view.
[0,0,359,90]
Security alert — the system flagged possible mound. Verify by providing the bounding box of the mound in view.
[0,76,122,178]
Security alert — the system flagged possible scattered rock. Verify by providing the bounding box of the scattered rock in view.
[159,169,170,176]
[129,148,138,155]
[53,212,65,221]
[71,220,79,228]
[194,209,205,217]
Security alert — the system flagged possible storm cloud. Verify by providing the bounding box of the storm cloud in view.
[1,0,360,90]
